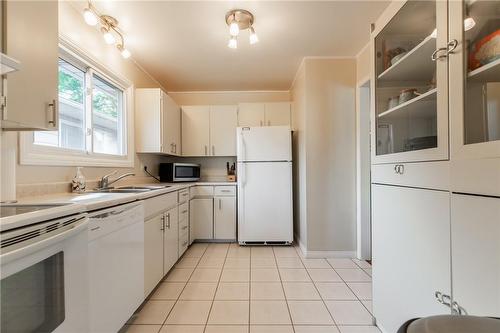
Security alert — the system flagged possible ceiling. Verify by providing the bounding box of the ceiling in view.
[73,1,389,91]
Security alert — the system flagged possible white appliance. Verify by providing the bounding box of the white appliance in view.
[88,201,144,333]
[237,126,293,245]
[0,206,89,333]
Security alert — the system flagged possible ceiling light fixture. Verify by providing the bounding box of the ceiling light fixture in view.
[82,1,132,59]
[225,9,259,49]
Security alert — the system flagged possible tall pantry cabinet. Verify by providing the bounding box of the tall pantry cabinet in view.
[370,1,500,332]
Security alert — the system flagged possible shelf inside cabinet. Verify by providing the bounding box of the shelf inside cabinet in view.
[378,88,437,120]
[378,36,436,83]
[468,58,500,82]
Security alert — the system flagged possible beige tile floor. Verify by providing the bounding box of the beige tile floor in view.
[122,243,379,333]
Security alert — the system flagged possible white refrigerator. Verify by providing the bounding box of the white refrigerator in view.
[237,126,293,245]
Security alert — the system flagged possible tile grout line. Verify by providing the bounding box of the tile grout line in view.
[202,243,230,333]
[161,244,209,328]
[273,247,296,333]
[248,246,252,333]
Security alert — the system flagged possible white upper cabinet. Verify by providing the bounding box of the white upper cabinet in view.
[264,102,291,126]
[1,0,58,130]
[371,0,449,164]
[210,105,238,156]
[238,102,291,127]
[182,105,237,156]
[238,103,266,127]
[136,89,181,155]
[182,105,211,156]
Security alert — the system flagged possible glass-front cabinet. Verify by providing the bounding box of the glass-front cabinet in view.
[372,0,449,163]
[449,0,500,159]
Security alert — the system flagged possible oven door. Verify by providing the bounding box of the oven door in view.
[174,163,200,181]
[0,215,89,333]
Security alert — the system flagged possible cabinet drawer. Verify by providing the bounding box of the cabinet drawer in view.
[214,186,236,196]
[179,231,189,255]
[371,161,450,191]
[178,189,190,203]
[179,202,189,221]
[179,218,189,234]
[143,192,177,219]
[190,186,214,198]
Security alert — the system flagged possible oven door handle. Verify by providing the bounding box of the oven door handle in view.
[1,217,89,266]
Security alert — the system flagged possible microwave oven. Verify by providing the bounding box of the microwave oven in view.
[159,163,201,182]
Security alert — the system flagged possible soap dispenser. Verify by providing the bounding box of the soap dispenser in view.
[72,167,86,193]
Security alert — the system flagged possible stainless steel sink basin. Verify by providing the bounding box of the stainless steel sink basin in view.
[117,185,170,190]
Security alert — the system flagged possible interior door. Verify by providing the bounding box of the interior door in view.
[451,194,500,316]
[163,92,181,155]
[3,0,58,130]
[190,198,214,240]
[372,184,451,333]
[163,207,178,274]
[214,196,236,240]
[144,214,164,297]
[238,103,265,127]
[182,105,210,156]
[237,162,293,242]
[210,105,238,156]
[265,102,291,126]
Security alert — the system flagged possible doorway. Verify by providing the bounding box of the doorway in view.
[356,79,371,260]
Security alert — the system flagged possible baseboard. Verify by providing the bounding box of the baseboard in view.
[295,234,356,259]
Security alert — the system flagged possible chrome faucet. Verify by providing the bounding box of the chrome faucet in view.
[98,171,135,189]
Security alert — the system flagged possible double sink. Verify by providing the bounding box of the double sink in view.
[92,185,171,194]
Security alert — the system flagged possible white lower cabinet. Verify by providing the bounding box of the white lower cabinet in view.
[190,198,214,240]
[372,184,451,333]
[214,196,236,240]
[451,194,500,316]
[144,214,164,297]
[163,206,179,274]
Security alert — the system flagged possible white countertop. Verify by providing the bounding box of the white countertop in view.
[1,182,236,231]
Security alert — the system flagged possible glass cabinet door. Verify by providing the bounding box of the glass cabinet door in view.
[450,0,500,159]
[373,0,449,163]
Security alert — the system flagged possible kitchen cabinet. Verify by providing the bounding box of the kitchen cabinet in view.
[214,196,236,240]
[238,102,291,127]
[2,0,58,130]
[190,198,214,240]
[182,105,210,156]
[178,189,190,255]
[372,184,451,333]
[182,105,237,156]
[163,206,178,274]
[210,105,238,156]
[144,214,165,296]
[371,0,449,164]
[448,0,500,196]
[451,193,500,316]
[136,89,181,155]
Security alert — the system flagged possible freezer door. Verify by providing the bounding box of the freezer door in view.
[237,126,292,162]
[237,162,293,243]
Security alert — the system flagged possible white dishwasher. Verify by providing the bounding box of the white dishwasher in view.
[88,201,144,333]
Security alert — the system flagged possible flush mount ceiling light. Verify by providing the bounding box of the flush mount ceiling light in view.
[225,9,259,49]
[82,1,131,59]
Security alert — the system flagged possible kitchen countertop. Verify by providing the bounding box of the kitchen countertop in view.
[1,182,237,231]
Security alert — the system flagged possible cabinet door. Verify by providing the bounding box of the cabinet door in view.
[163,207,179,274]
[2,0,58,130]
[371,0,449,164]
[214,196,236,240]
[451,194,500,316]
[372,184,451,333]
[135,89,162,153]
[210,105,238,156]
[163,92,181,155]
[238,103,265,127]
[144,214,164,297]
[190,198,213,240]
[265,102,291,126]
[182,106,210,156]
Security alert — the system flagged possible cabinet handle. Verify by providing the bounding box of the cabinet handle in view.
[182,241,188,246]
[219,198,222,210]
[182,209,188,214]
[431,47,448,61]
[268,120,271,126]
[394,164,405,175]
[182,226,188,230]
[260,120,263,126]
[221,189,231,193]
[167,213,171,229]
[90,226,100,231]
[205,145,208,155]
[446,39,458,55]
[47,99,57,127]
[212,145,215,155]
[160,215,165,231]
[174,143,177,153]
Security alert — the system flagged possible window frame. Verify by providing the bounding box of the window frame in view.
[20,37,134,167]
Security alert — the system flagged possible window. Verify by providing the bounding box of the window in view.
[21,40,133,167]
